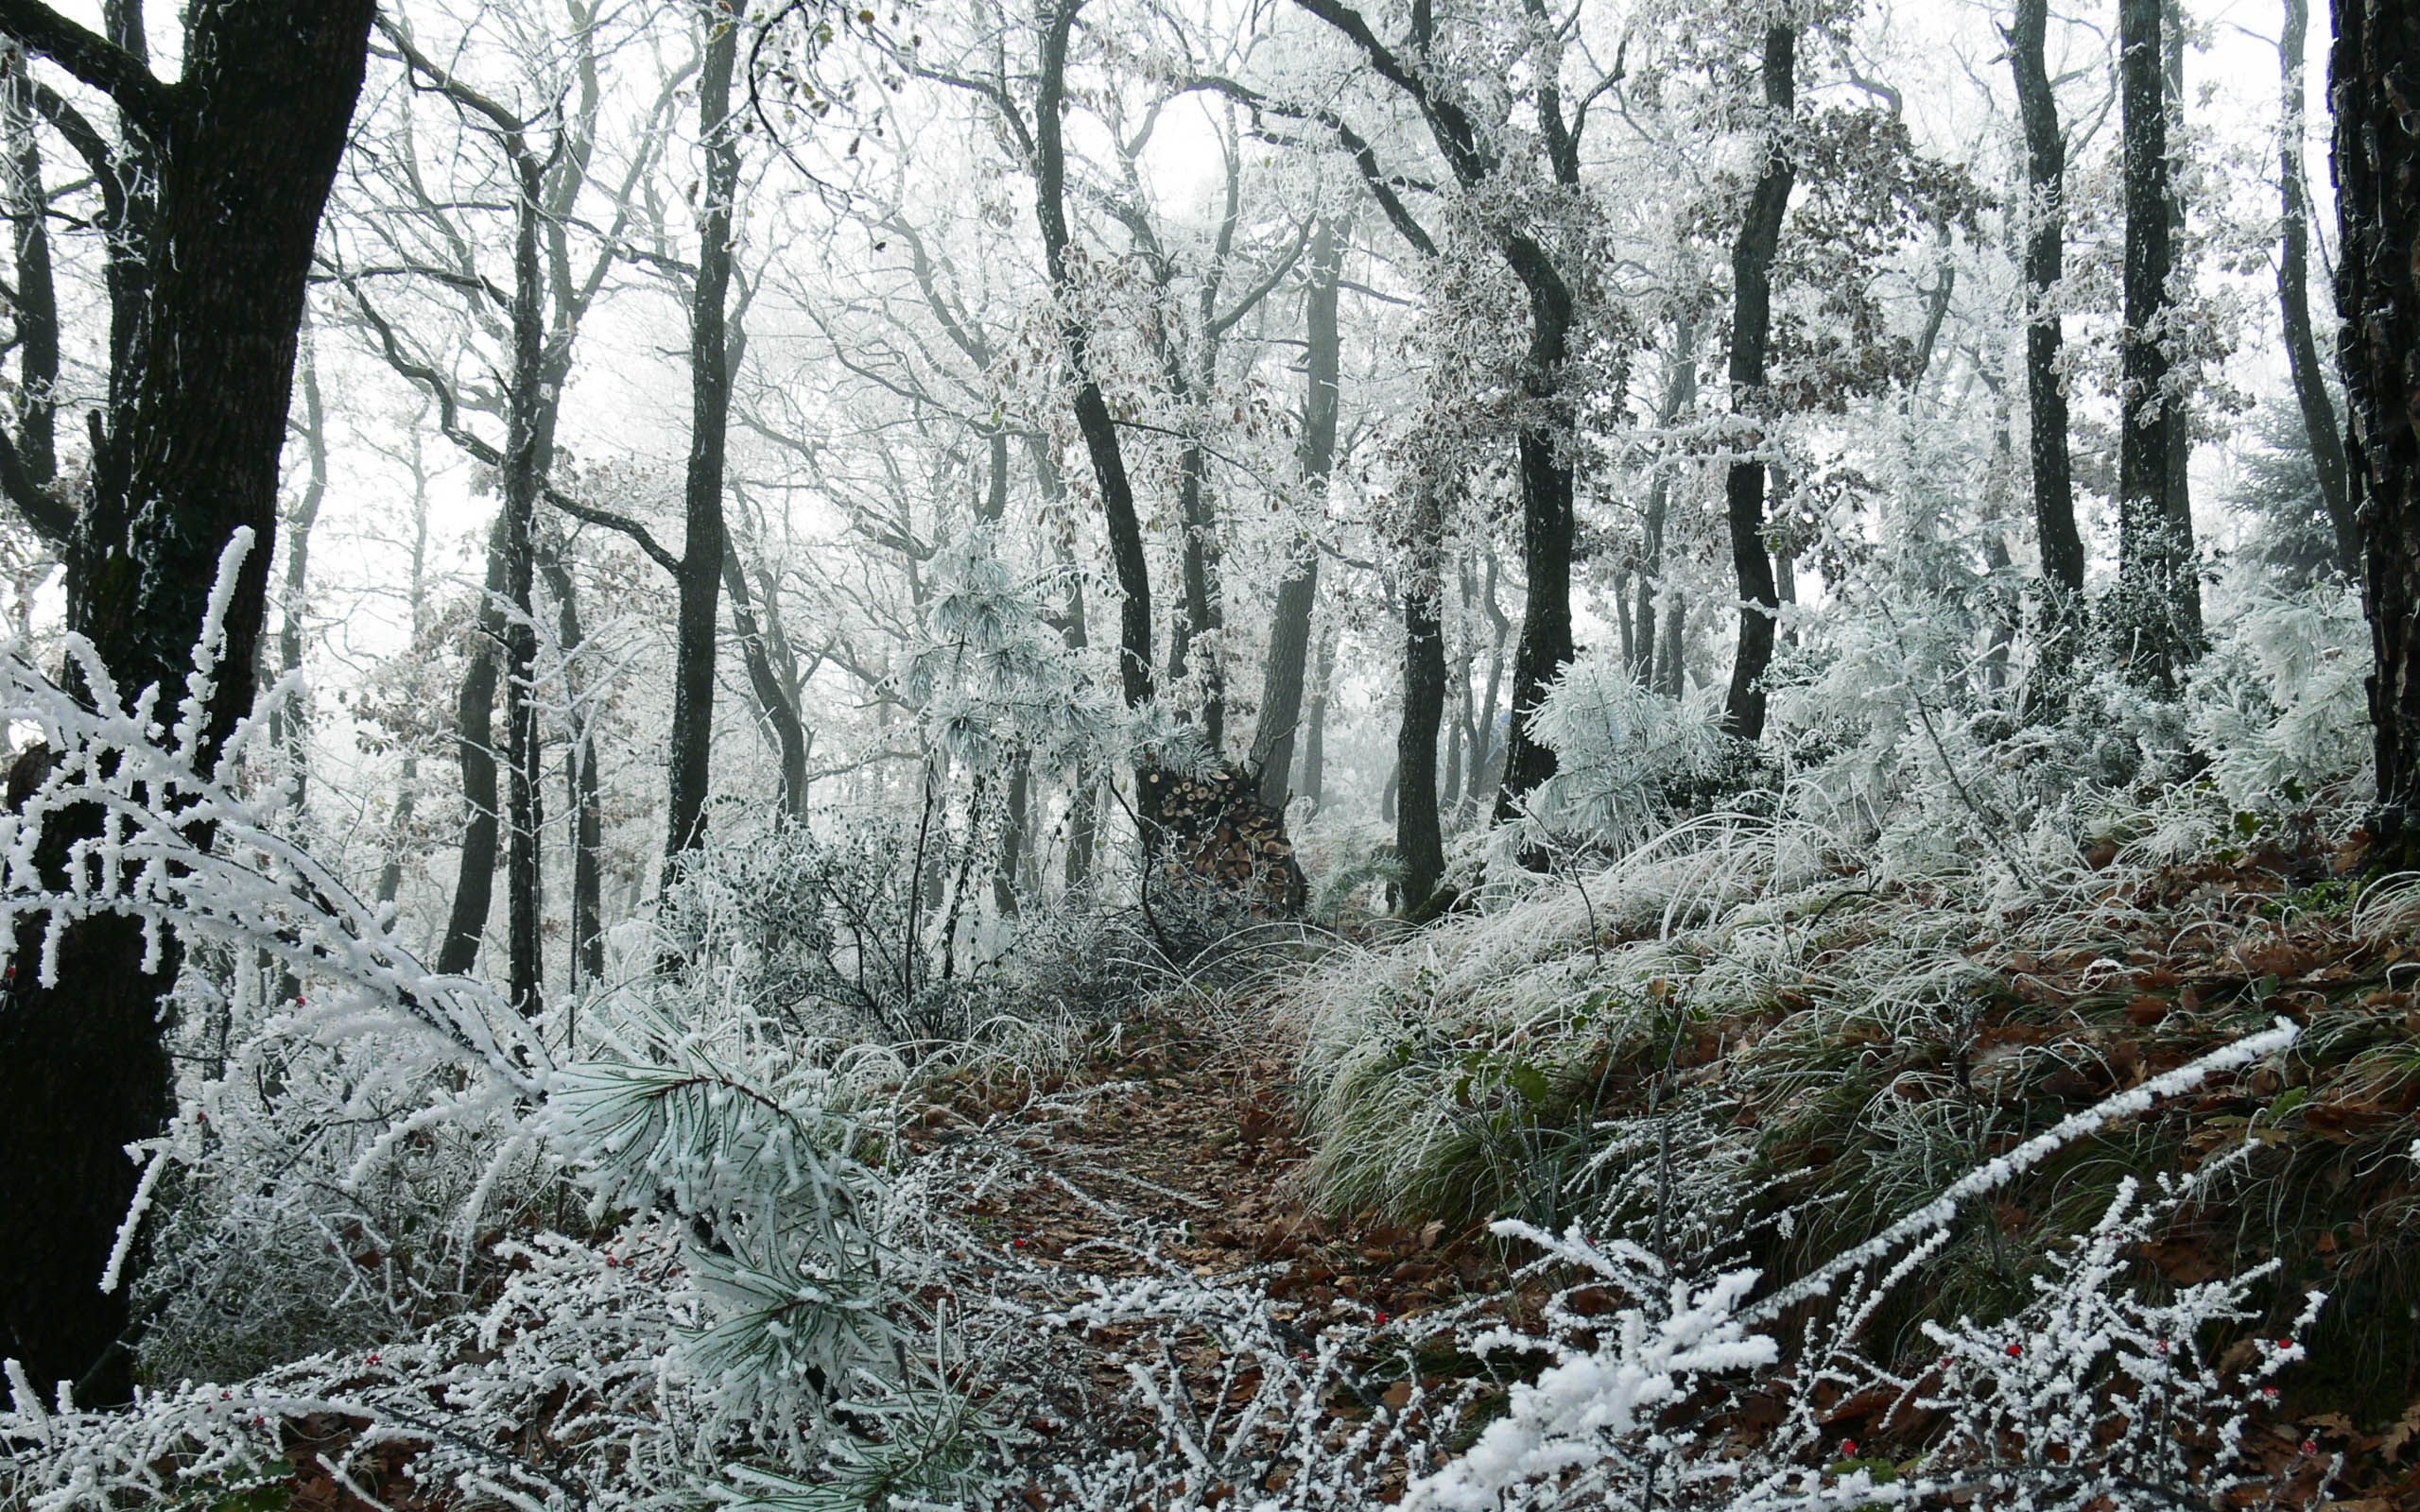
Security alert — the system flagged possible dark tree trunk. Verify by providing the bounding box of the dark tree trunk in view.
[723,541,810,823]
[538,544,604,988]
[1658,588,1686,698]
[1165,422,1224,746]
[1035,0,1151,713]
[1489,248,1578,821]
[973,428,1028,901]
[1613,568,1635,670]
[0,0,372,1404]
[439,151,557,1005]
[2281,0,2357,576]
[1035,455,1098,891]
[994,752,1030,914]
[500,162,545,1020]
[1720,25,1796,744]
[1301,621,1335,809]
[2116,0,2201,691]
[1468,548,1508,805]
[1636,318,1701,691]
[438,521,505,979]
[1397,502,1447,913]
[2010,0,2086,666]
[1443,683,1464,810]
[2333,0,2420,860]
[1251,216,1342,811]
[2,59,60,512]
[665,0,738,861]
[1289,0,1576,822]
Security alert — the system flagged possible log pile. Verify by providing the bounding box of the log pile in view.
[1140,764,1308,917]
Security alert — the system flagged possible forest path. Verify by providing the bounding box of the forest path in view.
[904,1009,1495,1321]
[893,1006,1512,1478]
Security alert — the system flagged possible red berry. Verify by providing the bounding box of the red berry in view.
[2277,1338,2293,1350]
[2005,1343,2022,1358]
[2262,1386,2279,1401]
[1840,1439,1858,1458]
[2301,1439,2317,1456]
[2154,1339,2169,1354]
[1374,1312,1389,1325]
[366,1353,380,1366]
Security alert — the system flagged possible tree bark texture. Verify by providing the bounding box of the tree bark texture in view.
[2009,0,2086,662]
[2281,0,2357,576]
[665,0,739,860]
[1251,216,1341,810]
[1397,508,1447,912]
[1720,25,1797,744]
[1035,0,1151,711]
[0,0,373,1404]
[2116,0,2201,691]
[2333,0,2420,859]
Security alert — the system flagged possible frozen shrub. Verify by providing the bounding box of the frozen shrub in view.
[2186,584,2368,813]
[1526,651,1728,848]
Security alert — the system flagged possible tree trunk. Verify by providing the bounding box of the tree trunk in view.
[665,0,738,860]
[1035,0,1150,712]
[994,752,1029,914]
[2164,2,2194,546]
[722,541,810,822]
[377,436,432,910]
[2281,0,2357,576]
[500,161,545,1020]
[538,543,604,988]
[1720,25,1797,744]
[0,0,372,1404]
[438,520,505,979]
[2,56,59,506]
[1291,0,1576,822]
[1489,241,1578,821]
[1613,569,1635,670]
[1251,216,1342,810]
[267,330,327,806]
[2333,0,2420,860]
[1468,547,1509,805]
[2115,0,2201,691]
[1659,588,1687,698]
[2010,0,2086,670]
[1165,420,1224,747]
[1035,453,1098,892]
[1634,318,1700,695]
[1301,620,1336,809]
[1397,504,1447,913]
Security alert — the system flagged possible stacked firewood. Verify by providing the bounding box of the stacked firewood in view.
[1140,764,1308,917]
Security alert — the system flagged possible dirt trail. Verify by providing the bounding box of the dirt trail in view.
[906,1014,1495,1322]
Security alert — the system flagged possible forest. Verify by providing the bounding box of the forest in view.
[0,0,2417,1505]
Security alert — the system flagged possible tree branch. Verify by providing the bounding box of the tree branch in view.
[0,0,170,137]
[1181,75,1437,258]
[0,424,71,542]
[340,277,683,576]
